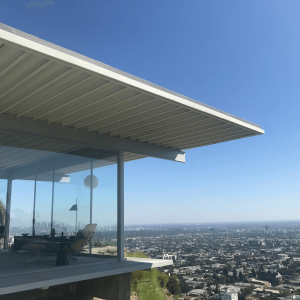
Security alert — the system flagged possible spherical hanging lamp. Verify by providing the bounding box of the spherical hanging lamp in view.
[84,175,98,189]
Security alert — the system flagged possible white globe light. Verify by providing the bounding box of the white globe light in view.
[84,175,98,189]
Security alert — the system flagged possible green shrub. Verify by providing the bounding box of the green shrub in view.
[126,252,148,258]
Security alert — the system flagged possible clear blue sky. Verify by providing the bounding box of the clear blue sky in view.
[1,0,300,224]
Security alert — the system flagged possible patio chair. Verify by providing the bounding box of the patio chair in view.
[22,224,97,264]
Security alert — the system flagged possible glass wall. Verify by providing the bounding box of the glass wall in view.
[53,165,91,236]
[34,172,53,236]
[1,146,119,258]
[10,180,34,235]
[92,162,118,257]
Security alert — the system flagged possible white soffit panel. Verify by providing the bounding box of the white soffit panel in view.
[0,22,264,155]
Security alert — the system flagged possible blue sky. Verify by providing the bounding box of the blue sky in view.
[1,0,300,224]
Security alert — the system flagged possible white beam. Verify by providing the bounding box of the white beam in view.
[0,114,185,162]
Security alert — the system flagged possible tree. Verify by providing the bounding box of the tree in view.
[196,283,205,289]
[201,292,209,300]
[233,269,238,280]
[259,265,265,272]
[280,290,291,297]
[0,200,5,226]
[180,280,191,293]
[160,278,165,288]
[223,266,229,276]
[239,271,244,281]
[207,286,213,296]
[251,268,256,278]
[178,275,191,294]
[166,276,181,295]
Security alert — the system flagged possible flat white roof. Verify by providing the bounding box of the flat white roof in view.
[0,22,264,160]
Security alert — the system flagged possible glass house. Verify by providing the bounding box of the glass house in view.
[0,22,264,299]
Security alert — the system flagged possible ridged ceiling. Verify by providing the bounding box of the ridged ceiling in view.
[0,23,263,173]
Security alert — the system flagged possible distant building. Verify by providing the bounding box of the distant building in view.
[180,296,197,300]
[213,290,238,300]
[187,289,207,297]
[246,296,258,300]
[248,279,270,288]
[156,253,177,260]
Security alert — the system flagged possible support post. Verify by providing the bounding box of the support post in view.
[75,198,77,232]
[51,170,54,234]
[32,173,37,236]
[117,151,124,261]
[4,179,12,249]
[89,161,93,254]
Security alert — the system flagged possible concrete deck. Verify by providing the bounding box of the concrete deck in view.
[0,250,172,295]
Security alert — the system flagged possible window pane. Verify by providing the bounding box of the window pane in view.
[92,161,118,257]
[53,161,91,236]
[10,180,34,235]
[34,172,53,236]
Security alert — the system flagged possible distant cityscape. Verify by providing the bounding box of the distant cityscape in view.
[5,220,300,299]
[125,221,300,300]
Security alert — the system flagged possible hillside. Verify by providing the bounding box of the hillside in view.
[126,253,179,300]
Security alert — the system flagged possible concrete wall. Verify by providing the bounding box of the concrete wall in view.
[0,273,131,300]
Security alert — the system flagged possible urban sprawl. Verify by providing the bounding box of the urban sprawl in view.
[125,221,300,300]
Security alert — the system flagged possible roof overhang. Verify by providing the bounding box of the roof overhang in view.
[0,22,264,164]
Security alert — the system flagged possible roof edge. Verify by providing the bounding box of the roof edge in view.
[0,22,264,135]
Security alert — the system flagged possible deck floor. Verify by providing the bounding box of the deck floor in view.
[0,250,171,295]
[0,250,116,276]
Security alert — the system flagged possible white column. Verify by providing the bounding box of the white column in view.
[90,161,93,254]
[4,179,12,249]
[51,170,55,234]
[32,173,37,236]
[90,161,93,224]
[117,151,124,261]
